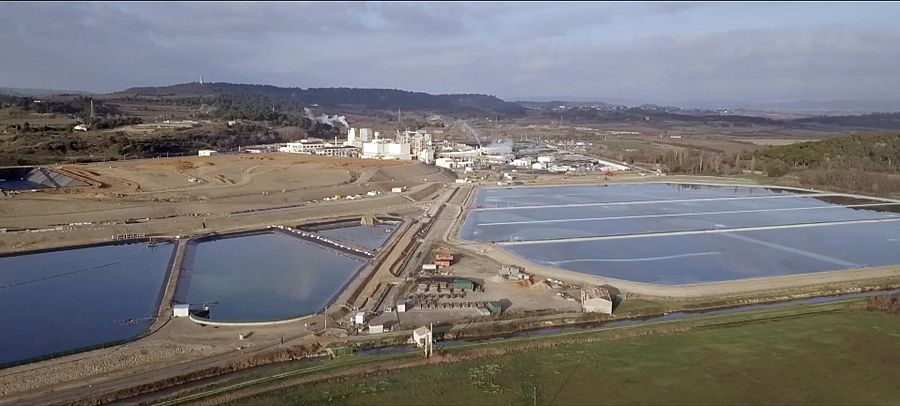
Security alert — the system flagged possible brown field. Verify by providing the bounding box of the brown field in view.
[736,137,820,145]
[0,153,453,233]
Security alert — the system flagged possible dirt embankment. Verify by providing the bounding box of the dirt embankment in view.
[366,164,455,192]
[0,343,213,398]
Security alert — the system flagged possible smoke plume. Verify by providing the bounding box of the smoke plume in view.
[304,108,349,128]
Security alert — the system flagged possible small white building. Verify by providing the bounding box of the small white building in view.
[354,311,366,325]
[369,324,385,334]
[532,162,546,170]
[391,187,406,193]
[73,124,89,132]
[412,326,432,348]
[198,149,218,157]
[511,158,533,167]
[537,155,555,163]
[397,300,407,313]
[435,157,456,169]
[581,287,613,315]
[172,304,191,318]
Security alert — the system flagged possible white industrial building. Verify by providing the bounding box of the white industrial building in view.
[344,127,374,148]
[359,128,373,142]
[354,311,366,325]
[315,146,359,158]
[435,157,456,169]
[361,138,412,160]
[198,149,218,157]
[279,138,326,154]
[537,155,555,163]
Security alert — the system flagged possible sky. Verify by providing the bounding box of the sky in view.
[2,1,900,104]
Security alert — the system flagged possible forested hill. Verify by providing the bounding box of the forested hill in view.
[757,132,900,196]
[113,82,525,115]
[760,132,900,173]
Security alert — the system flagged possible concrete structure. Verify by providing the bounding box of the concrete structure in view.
[511,158,533,167]
[581,287,613,314]
[435,158,456,169]
[499,264,530,280]
[397,300,407,313]
[596,159,630,172]
[358,128,373,142]
[369,324,384,334]
[354,311,366,325]
[412,326,432,348]
[198,149,218,157]
[418,149,435,164]
[172,304,191,318]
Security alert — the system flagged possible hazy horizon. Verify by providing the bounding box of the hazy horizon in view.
[3,2,900,105]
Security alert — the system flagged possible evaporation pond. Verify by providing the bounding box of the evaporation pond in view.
[463,183,900,285]
[316,224,397,250]
[0,241,175,366]
[181,232,366,322]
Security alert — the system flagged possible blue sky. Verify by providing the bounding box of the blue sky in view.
[2,2,900,103]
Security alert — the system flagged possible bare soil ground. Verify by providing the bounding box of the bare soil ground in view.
[0,154,451,232]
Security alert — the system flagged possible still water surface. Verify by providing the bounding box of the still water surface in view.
[316,224,397,251]
[180,232,366,322]
[0,242,174,366]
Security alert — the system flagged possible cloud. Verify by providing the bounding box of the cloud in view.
[1,2,899,103]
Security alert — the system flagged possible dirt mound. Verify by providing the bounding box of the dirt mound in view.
[368,163,455,184]
[530,280,553,291]
[170,160,197,170]
[409,183,442,201]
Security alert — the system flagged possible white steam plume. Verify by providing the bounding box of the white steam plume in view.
[304,107,349,128]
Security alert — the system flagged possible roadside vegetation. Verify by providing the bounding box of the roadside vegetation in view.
[232,299,900,405]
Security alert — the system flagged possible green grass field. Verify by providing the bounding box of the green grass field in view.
[237,307,900,405]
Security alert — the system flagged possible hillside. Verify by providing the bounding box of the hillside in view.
[757,132,900,196]
[113,82,525,115]
[760,132,900,172]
